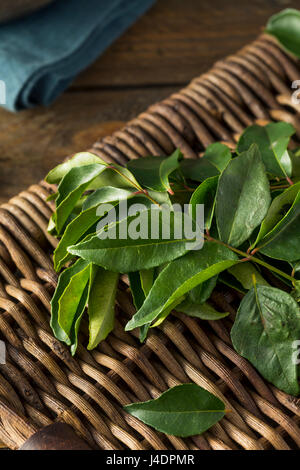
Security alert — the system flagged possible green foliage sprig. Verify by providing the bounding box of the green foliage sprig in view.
[266,8,300,59]
[46,121,300,401]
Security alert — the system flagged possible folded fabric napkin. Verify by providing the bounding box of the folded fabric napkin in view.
[0,0,155,111]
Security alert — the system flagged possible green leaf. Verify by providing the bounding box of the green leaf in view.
[82,186,135,211]
[231,284,300,395]
[190,176,218,230]
[147,190,172,207]
[68,209,194,273]
[125,242,238,330]
[292,260,300,274]
[89,164,141,190]
[129,270,154,341]
[203,142,232,172]
[187,276,217,304]
[87,268,119,350]
[55,163,106,234]
[228,263,269,289]
[126,149,183,193]
[237,123,295,178]
[124,384,226,437]
[266,9,300,59]
[46,191,58,202]
[177,300,229,320]
[257,190,300,262]
[53,206,104,272]
[151,275,218,329]
[58,262,91,339]
[47,213,57,235]
[139,324,151,343]
[291,280,300,302]
[253,182,300,250]
[181,143,231,182]
[265,123,294,177]
[46,152,105,184]
[219,271,247,294]
[128,272,146,310]
[54,187,139,271]
[50,259,90,344]
[140,269,154,297]
[150,295,185,328]
[216,144,271,247]
[290,149,300,178]
[69,281,90,357]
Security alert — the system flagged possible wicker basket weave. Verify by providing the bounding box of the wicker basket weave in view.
[0,33,300,450]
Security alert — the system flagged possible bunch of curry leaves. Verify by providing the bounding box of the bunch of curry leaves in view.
[46,121,300,398]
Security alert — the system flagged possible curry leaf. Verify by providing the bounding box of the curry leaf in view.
[253,182,300,249]
[150,295,186,328]
[128,271,150,343]
[237,123,295,178]
[290,148,300,178]
[139,323,151,343]
[68,209,193,273]
[219,271,247,294]
[291,280,300,302]
[181,143,231,182]
[266,9,300,59]
[228,263,269,289]
[50,259,90,344]
[292,260,300,274]
[149,275,218,329]
[124,384,226,437]
[55,163,106,234]
[125,242,238,330]
[46,152,105,184]
[82,187,135,211]
[87,268,119,350]
[216,144,271,247]
[140,269,154,297]
[58,262,91,340]
[54,187,138,272]
[177,300,229,320]
[129,272,146,310]
[53,206,103,272]
[257,190,300,262]
[87,164,141,191]
[126,149,183,193]
[187,276,218,304]
[190,176,218,230]
[47,213,57,235]
[129,270,154,341]
[231,284,300,395]
[69,281,90,356]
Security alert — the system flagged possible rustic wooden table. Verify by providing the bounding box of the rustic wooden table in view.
[0,0,298,204]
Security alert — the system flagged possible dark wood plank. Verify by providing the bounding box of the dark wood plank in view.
[1,0,298,204]
[73,0,300,88]
[0,87,176,203]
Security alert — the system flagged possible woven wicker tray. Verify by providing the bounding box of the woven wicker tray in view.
[0,33,300,451]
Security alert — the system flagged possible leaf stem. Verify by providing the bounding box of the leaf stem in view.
[204,235,295,283]
[270,184,290,190]
[107,165,161,206]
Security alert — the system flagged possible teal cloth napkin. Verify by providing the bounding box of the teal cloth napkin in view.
[0,0,155,111]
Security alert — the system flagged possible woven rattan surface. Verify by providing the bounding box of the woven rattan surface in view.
[1,33,300,450]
